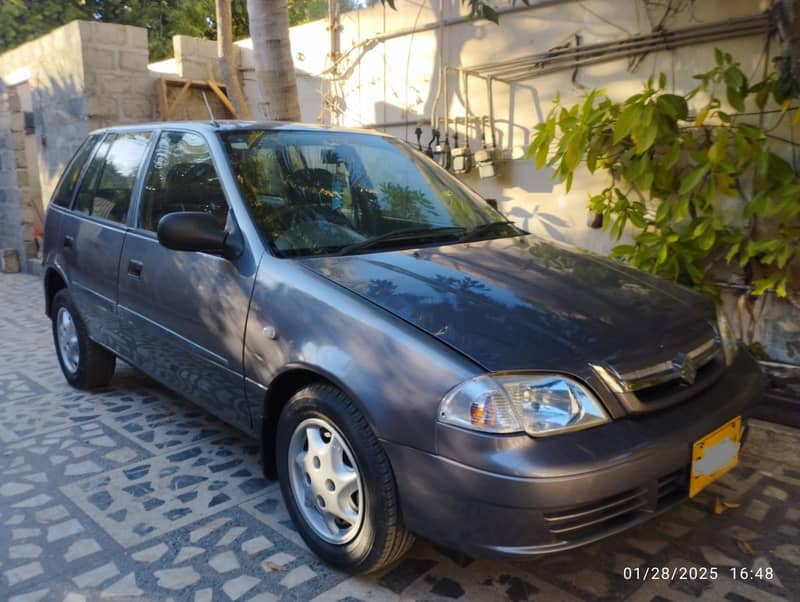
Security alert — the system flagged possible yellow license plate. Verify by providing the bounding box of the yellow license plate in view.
[689,416,742,498]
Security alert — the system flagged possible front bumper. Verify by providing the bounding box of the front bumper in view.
[383,350,764,559]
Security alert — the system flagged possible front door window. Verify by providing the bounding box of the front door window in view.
[139,131,228,232]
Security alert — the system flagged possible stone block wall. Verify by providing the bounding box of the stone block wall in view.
[0,82,25,261]
[0,20,160,265]
[78,21,156,131]
[0,21,90,263]
[6,86,38,258]
[0,20,246,266]
[173,35,225,82]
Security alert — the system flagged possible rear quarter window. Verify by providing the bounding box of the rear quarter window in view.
[51,134,101,208]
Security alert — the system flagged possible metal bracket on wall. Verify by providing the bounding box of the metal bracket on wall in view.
[23,111,35,134]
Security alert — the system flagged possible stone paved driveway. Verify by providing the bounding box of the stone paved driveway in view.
[1,272,798,602]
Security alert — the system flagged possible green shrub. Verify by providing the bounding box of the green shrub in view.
[528,49,800,297]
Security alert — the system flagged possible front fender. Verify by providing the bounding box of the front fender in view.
[243,255,480,452]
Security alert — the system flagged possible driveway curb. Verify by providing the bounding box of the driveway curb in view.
[746,417,800,469]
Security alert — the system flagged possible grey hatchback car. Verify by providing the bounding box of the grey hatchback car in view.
[42,121,764,573]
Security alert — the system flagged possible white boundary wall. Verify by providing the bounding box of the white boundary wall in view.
[235,0,792,254]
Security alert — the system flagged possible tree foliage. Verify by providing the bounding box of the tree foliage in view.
[528,50,800,298]
[0,0,87,53]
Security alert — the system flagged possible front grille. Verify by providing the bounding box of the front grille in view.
[593,332,725,414]
[543,468,688,544]
[617,337,719,391]
[634,355,723,406]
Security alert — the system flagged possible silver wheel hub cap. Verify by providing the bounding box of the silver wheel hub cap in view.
[288,417,364,545]
[56,307,79,375]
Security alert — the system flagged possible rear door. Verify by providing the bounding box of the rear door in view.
[116,129,255,432]
[59,131,152,351]
[43,133,103,288]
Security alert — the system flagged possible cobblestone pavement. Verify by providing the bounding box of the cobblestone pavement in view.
[1,272,799,602]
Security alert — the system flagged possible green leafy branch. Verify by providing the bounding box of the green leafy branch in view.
[528,49,800,298]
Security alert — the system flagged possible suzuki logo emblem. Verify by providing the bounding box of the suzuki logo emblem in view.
[672,352,697,384]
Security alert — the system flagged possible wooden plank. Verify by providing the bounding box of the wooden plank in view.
[156,78,169,120]
[161,78,228,91]
[207,80,235,117]
[166,81,192,120]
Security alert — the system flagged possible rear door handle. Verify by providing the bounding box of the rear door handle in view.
[127,260,143,279]
[63,235,74,249]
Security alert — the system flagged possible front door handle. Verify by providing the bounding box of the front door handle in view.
[63,235,74,249]
[127,260,143,279]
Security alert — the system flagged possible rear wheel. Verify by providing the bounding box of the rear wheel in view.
[52,289,116,389]
[276,383,414,574]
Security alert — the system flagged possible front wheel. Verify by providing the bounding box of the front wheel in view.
[276,384,414,574]
[51,289,116,389]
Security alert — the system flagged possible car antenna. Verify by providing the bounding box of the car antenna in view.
[201,91,219,127]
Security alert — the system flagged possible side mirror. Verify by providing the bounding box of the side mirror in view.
[485,198,499,210]
[157,212,227,254]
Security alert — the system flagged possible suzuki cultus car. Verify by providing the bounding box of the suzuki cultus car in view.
[42,122,763,573]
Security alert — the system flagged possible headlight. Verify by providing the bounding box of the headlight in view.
[438,374,609,437]
[716,306,738,366]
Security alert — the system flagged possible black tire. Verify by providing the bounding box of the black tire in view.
[276,383,415,574]
[51,289,116,389]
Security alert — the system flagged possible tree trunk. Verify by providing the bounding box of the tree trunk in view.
[216,0,252,119]
[246,0,301,121]
[790,0,800,91]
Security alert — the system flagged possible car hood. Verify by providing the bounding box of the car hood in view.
[298,235,716,372]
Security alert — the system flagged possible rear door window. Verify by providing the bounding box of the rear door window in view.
[51,134,102,208]
[74,131,152,224]
[73,136,113,214]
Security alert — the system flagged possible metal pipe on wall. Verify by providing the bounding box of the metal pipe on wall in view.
[468,14,768,73]
[353,5,771,153]
[467,14,771,82]
[363,118,431,130]
[429,0,447,133]
[486,77,496,149]
[447,67,500,151]
[431,11,770,158]
[495,27,769,81]
[444,35,449,141]
[463,69,471,148]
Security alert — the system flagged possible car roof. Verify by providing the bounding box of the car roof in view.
[88,120,393,138]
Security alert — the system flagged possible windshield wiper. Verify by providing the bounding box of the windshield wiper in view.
[335,226,466,256]
[458,220,521,243]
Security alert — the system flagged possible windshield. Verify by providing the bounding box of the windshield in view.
[221,129,518,257]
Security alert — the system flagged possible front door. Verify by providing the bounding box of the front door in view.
[116,130,255,432]
[60,131,152,352]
